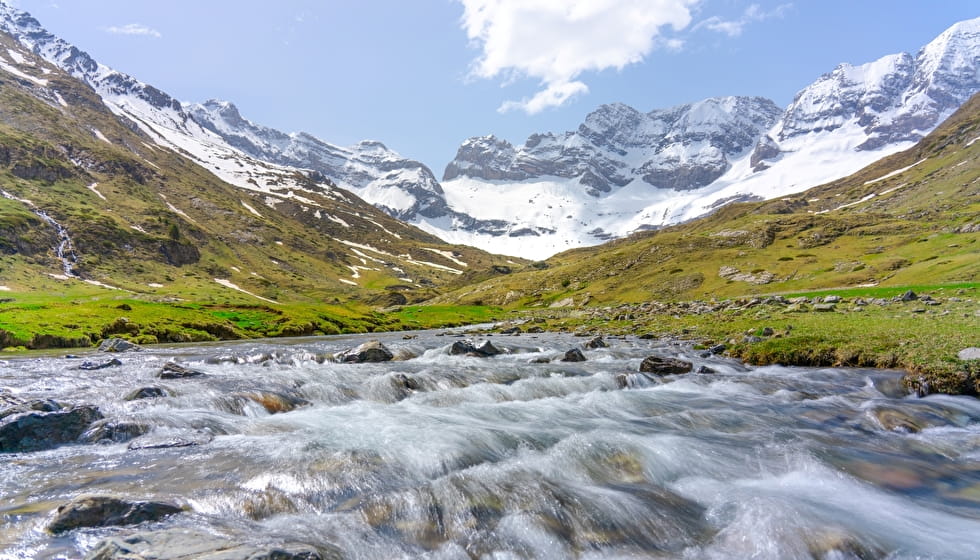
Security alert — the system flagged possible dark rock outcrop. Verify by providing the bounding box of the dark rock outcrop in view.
[124,387,168,401]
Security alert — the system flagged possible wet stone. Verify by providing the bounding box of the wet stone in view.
[336,340,394,363]
[124,387,169,401]
[584,336,608,349]
[158,362,205,379]
[83,528,327,560]
[0,405,103,453]
[83,420,150,444]
[79,358,122,371]
[98,338,141,353]
[561,348,587,362]
[47,495,183,534]
[639,356,693,375]
[450,340,501,357]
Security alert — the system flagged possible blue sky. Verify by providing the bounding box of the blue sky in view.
[12,0,979,174]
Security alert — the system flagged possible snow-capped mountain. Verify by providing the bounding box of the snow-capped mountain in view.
[184,100,451,222]
[2,0,975,262]
[429,18,979,259]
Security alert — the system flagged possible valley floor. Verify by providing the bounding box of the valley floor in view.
[0,283,977,397]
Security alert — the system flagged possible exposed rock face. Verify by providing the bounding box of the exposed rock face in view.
[752,19,980,166]
[445,98,782,194]
[83,527,326,560]
[336,340,394,363]
[0,405,103,452]
[47,496,183,533]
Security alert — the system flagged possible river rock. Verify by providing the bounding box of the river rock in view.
[124,387,169,401]
[561,348,587,362]
[958,347,980,361]
[449,340,501,357]
[0,405,103,453]
[79,358,123,371]
[47,496,183,534]
[83,420,151,444]
[98,338,142,353]
[0,398,62,420]
[336,340,394,363]
[526,326,545,334]
[223,390,311,415]
[84,528,327,560]
[127,432,213,451]
[584,336,608,349]
[639,356,693,375]
[499,326,522,335]
[158,362,205,379]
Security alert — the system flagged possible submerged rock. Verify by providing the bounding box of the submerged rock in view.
[84,528,327,560]
[639,356,693,375]
[336,340,394,363]
[124,387,169,401]
[0,405,103,453]
[0,398,62,420]
[158,362,205,379]
[98,338,142,353]
[47,496,183,534]
[79,358,123,371]
[83,420,151,444]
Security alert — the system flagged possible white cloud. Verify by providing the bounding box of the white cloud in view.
[694,3,791,37]
[458,0,697,114]
[104,23,162,38]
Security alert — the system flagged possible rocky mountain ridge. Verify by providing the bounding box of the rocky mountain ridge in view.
[0,1,976,261]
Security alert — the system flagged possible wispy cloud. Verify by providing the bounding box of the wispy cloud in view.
[694,3,792,37]
[457,0,697,115]
[104,23,162,39]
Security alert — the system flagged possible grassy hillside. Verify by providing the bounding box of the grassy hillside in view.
[0,33,519,346]
[430,94,980,395]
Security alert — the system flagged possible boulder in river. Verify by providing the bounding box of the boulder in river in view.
[84,527,327,560]
[124,387,169,401]
[98,338,142,353]
[158,362,205,379]
[336,340,394,363]
[0,405,103,453]
[79,358,123,371]
[47,495,183,534]
[639,356,693,375]
[449,340,501,357]
[584,336,608,349]
[561,348,587,362]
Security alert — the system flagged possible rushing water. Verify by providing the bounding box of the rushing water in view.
[2,330,980,559]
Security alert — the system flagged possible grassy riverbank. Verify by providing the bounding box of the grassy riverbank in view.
[1,282,976,397]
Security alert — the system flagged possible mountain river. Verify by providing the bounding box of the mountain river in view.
[1,330,979,559]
